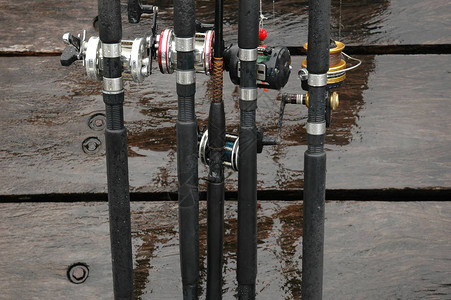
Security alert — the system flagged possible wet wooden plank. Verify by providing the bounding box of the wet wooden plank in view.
[0,0,98,53]
[324,54,451,189]
[0,201,449,298]
[0,0,450,53]
[1,54,450,195]
[323,201,451,299]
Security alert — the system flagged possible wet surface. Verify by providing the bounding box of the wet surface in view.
[1,1,450,195]
[1,53,450,194]
[1,1,450,299]
[0,201,449,299]
[324,201,451,299]
[1,0,451,53]
[0,0,98,53]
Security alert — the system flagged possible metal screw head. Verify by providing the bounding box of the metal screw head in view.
[67,263,89,284]
[88,113,106,131]
[62,33,71,45]
[298,68,308,81]
[82,137,101,154]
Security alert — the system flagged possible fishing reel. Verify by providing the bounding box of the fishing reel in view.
[223,44,292,90]
[299,40,350,91]
[61,5,215,81]
[61,31,153,83]
[198,128,276,171]
[61,5,159,83]
[277,40,361,132]
[157,28,214,75]
[61,30,215,80]
[277,91,339,134]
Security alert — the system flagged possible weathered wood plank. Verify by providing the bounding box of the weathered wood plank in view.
[0,0,98,53]
[0,201,449,298]
[1,54,450,195]
[0,0,450,53]
[325,54,451,189]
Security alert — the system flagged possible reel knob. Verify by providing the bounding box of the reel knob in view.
[60,32,85,67]
[60,46,79,67]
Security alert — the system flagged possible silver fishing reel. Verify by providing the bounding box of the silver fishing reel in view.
[62,29,214,80]
[61,31,151,83]
[157,29,214,74]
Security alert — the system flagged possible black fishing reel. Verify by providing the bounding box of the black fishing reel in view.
[198,128,276,171]
[128,0,156,23]
[223,44,292,90]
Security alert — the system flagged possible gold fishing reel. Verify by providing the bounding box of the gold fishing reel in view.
[288,40,361,127]
[300,41,348,89]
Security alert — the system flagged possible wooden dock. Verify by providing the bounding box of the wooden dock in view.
[0,0,450,298]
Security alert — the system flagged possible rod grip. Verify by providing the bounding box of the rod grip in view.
[237,126,258,286]
[105,128,133,300]
[307,0,331,74]
[206,182,225,299]
[176,120,200,295]
[302,150,326,300]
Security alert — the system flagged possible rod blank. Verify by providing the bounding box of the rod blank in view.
[236,0,259,298]
[98,0,134,298]
[302,0,331,299]
[174,0,199,298]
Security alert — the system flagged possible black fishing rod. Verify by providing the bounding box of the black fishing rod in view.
[98,0,133,298]
[206,0,225,297]
[62,0,292,297]
[302,0,331,299]
[62,0,157,297]
[236,0,259,297]
[174,0,199,298]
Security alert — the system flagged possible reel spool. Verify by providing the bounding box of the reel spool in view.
[199,130,239,171]
[300,40,347,90]
[158,29,214,74]
[199,128,276,171]
[121,38,151,82]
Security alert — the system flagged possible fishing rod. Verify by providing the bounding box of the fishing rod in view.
[205,0,225,297]
[301,0,331,296]
[61,0,135,298]
[60,0,293,297]
[198,4,290,300]
[172,0,200,297]
[235,0,260,297]
[97,1,133,298]
[275,0,360,298]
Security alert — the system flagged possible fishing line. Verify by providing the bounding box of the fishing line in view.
[256,0,275,123]
[338,0,342,41]
[273,0,275,21]
[327,52,362,75]
[259,0,267,29]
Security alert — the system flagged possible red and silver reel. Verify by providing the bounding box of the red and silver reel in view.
[157,28,214,75]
